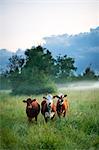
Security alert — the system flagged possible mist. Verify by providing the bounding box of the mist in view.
[58,81,99,90]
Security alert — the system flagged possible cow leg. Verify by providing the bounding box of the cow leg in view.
[58,115,61,118]
[63,111,66,117]
[35,116,37,122]
[57,112,61,118]
[51,112,55,120]
[28,117,32,122]
[45,117,47,123]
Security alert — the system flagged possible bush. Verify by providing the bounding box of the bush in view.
[11,78,57,95]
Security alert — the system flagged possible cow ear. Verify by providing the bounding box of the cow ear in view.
[43,96,47,99]
[53,95,60,99]
[56,95,60,99]
[32,99,36,102]
[53,95,56,98]
[23,100,27,103]
[64,94,67,97]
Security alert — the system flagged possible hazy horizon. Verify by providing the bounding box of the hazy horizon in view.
[58,81,99,91]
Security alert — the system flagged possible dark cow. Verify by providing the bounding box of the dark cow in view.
[53,94,69,118]
[41,96,56,122]
[23,98,40,122]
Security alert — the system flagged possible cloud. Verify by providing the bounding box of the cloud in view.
[43,26,99,74]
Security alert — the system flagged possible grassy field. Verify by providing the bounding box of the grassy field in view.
[0,87,99,150]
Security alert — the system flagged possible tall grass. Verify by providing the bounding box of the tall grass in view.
[0,88,99,150]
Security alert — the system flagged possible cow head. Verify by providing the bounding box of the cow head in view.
[59,94,67,106]
[42,95,53,116]
[23,98,33,108]
[53,94,67,105]
[58,97,64,106]
[43,95,53,110]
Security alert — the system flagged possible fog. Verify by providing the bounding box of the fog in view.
[58,81,99,90]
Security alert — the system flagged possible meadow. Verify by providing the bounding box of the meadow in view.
[0,85,99,150]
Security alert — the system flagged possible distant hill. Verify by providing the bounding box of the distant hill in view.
[0,27,99,74]
[43,26,99,74]
[0,49,25,73]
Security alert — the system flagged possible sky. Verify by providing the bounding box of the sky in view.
[0,0,99,52]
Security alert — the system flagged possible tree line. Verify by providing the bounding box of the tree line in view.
[0,46,98,94]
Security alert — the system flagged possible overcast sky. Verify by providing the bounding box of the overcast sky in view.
[0,0,99,51]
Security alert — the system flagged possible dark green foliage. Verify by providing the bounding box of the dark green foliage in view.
[54,55,77,80]
[8,46,57,95]
[4,46,77,94]
[1,46,99,93]
[8,55,25,73]
[0,74,11,90]
[24,46,55,76]
[83,66,97,79]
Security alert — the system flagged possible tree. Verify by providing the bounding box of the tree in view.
[83,66,96,79]
[8,55,25,73]
[7,46,77,94]
[54,55,77,81]
[8,46,56,95]
[24,46,55,76]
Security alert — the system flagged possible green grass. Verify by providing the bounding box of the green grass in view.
[0,88,99,150]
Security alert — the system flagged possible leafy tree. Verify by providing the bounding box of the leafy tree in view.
[55,55,77,81]
[83,66,96,79]
[8,46,56,95]
[7,46,77,94]
[8,55,25,73]
[24,46,55,76]
[7,55,25,93]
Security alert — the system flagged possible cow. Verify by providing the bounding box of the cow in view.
[23,98,40,122]
[41,94,56,122]
[53,94,69,118]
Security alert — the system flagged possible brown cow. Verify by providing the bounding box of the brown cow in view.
[23,98,40,122]
[41,95,56,122]
[53,94,69,118]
